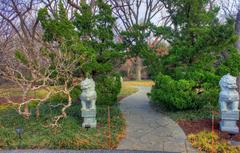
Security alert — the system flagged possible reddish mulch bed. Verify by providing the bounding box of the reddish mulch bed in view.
[178,119,240,141]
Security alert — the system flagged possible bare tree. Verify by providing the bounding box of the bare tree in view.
[0,0,43,116]
[0,0,82,126]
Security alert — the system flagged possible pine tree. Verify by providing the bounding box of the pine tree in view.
[150,0,240,110]
[38,0,122,106]
[73,0,122,76]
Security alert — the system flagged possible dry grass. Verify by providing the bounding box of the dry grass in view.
[0,86,61,100]
[118,83,138,98]
[123,80,154,87]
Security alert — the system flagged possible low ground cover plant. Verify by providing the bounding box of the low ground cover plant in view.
[188,131,240,153]
[0,81,139,149]
[0,100,125,149]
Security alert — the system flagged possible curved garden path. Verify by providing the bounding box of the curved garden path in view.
[117,86,196,153]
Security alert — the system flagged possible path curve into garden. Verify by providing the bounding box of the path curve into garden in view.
[117,86,196,153]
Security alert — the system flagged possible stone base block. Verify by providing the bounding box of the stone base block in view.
[81,109,97,128]
[82,118,97,128]
[81,109,96,117]
[220,120,239,134]
[221,111,239,120]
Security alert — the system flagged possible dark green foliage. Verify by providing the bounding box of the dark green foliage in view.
[149,0,240,110]
[38,0,122,76]
[51,75,122,106]
[95,74,121,106]
[38,2,77,42]
[37,0,122,105]
[121,23,157,61]
[72,0,123,76]
[151,73,203,110]
[70,85,81,102]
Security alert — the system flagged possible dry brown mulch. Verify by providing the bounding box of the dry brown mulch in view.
[178,119,240,141]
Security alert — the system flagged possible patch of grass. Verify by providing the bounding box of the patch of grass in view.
[0,102,125,149]
[118,83,138,98]
[188,131,240,153]
[123,80,154,87]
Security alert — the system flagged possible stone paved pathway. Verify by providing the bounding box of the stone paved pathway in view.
[117,87,196,153]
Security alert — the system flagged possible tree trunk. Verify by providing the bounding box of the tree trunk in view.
[135,56,142,80]
[24,103,29,118]
[127,67,131,80]
[236,10,240,53]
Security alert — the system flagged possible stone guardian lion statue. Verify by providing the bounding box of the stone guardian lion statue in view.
[219,74,239,133]
[219,74,239,112]
[80,78,97,110]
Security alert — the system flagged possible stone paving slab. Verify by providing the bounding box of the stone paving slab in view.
[0,150,178,153]
[117,87,197,153]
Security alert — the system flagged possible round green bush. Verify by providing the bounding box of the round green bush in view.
[149,73,208,110]
[95,74,121,106]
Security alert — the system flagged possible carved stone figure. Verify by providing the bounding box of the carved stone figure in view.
[219,74,239,111]
[80,78,97,110]
[80,78,97,128]
[219,74,239,133]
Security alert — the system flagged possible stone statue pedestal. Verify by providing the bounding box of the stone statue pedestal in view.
[219,74,239,134]
[81,109,97,128]
[220,111,239,133]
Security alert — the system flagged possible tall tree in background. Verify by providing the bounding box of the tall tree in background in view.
[109,0,166,80]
